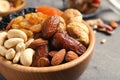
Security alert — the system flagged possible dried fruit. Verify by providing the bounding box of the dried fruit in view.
[42,15,60,39]
[51,49,66,66]
[109,21,118,29]
[32,45,49,67]
[65,51,79,62]
[52,33,86,55]
[36,6,63,16]
[61,9,82,24]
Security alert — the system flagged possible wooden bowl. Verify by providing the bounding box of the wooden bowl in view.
[0,0,26,16]
[0,21,95,80]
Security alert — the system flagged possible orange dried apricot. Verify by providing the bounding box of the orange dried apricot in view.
[36,6,63,16]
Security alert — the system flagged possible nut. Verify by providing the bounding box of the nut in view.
[7,29,27,42]
[5,48,16,60]
[51,49,66,66]
[20,48,35,66]
[48,51,57,57]
[4,38,24,48]
[67,22,89,46]
[0,46,7,56]
[25,38,34,48]
[69,16,83,23]
[13,42,26,63]
[65,51,78,62]
[109,21,118,29]
[0,31,7,46]
[67,21,89,34]
[29,38,48,49]
[42,15,60,39]
[101,38,107,44]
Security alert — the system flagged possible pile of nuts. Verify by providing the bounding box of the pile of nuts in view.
[0,9,90,67]
[86,19,118,35]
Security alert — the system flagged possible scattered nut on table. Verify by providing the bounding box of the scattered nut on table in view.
[101,39,107,44]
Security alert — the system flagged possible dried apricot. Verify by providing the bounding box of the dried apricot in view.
[36,6,63,16]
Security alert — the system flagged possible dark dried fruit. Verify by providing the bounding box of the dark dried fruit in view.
[52,33,86,55]
[42,15,60,39]
[32,45,49,67]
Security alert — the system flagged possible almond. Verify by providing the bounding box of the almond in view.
[48,51,58,57]
[65,51,78,62]
[29,38,48,49]
[51,49,66,66]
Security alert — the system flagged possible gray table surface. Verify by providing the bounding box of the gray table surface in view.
[1,0,120,80]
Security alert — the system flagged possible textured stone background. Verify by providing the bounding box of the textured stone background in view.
[0,0,120,80]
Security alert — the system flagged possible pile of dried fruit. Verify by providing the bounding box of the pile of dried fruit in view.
[0,8,90,67]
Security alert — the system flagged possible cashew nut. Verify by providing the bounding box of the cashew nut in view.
[0,31,7,46]
[4,38,24,48]
[5,48,16,60]
[7,29,27,42]
[25,38,34,48]
[13,42,26,63]
[0,46,7,56]
[20,48,35,66]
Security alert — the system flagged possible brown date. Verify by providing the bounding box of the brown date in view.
[32,45,49,67]
[42,15,60,39]
[52,33,86,55]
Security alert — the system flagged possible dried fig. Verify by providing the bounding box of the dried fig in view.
[52,33,86,55]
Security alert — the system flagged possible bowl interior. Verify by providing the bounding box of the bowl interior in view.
[0,0,26,16]
[0,20,95,73]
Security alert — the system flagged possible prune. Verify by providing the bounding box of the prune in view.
[52,33,86,55]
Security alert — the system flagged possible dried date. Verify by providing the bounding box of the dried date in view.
[32,45,49,67]
[52,33,86,55]
[42,15,60,39]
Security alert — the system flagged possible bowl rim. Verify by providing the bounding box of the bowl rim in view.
[0,21,95,73]
[0,0,26,16]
